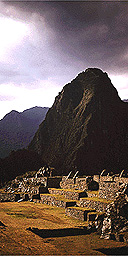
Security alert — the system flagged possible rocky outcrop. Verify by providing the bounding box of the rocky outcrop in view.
[29,68,128,175]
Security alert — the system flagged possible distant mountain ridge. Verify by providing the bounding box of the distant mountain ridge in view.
[29,68,128,175]
[0,106,49,158]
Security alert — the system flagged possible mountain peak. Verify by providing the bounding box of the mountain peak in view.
[74,68,106,80]
[85,67,105,74]
[0,106,49,158]
[29,69,128,175]
[53,67,120,115]
[2,110,19,120]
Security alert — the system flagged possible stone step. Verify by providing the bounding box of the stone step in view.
[78,197,112,212]
[48,188,87,200]
[65,206,96,221]
[40,193,77,208]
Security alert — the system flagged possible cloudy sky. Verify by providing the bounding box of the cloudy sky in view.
[0,0,128,119]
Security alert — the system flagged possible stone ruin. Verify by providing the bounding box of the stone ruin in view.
[87,170,128,242]
[0,166,61,202]
[100,183,128,241]
[0,167,128,242]
[91,183,128,243]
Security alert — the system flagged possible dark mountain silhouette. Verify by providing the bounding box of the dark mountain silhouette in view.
[0,149,44,186]
[0,106,49,158]
[29,68,128,176]
[123,99,128,102]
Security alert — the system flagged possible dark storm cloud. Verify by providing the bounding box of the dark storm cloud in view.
[44,1,128,73]
[3,1,128,75]
[0,1,127,120]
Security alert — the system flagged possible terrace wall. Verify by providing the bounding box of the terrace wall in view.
[114,177,128,183]
[0,193,20,202]
[40,194,76,208]
[99,181,120,200]
[79,198,110,212]
[65,207,87,221]
[75,177,88,190]
[48,188,87,200]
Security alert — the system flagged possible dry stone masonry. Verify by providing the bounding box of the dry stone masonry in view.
[0,167,127,242]
[100,183,128,242]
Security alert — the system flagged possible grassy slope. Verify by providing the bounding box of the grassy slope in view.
[0,202,127,255]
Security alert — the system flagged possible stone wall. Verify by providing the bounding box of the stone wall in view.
[60,177,88,190]
[114,177,128,183]
[29,177,47,186]
[60,176,99,191]
[79,197,111,212]
[93,175,100,183]
[65,207,85,221]
[100,176,114,182]
[64,190,87,200]
[100,184,128,241]
[48,188,63,196]
[61,176,67,182]
[99,181,120,200]
[60,183,79,190]
[65,207,95,221]
[60,178,75,189]
[75,177,88,190]
[0,193,20,202]
[40,194,76,208]
[48,188,87,200]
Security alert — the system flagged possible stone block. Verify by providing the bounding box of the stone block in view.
[65,206,95,221]
[40,194,76,208]
[75,177,88,190]
[79,197,111,212]
[99,181,120,200]
[0,192,21,202]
